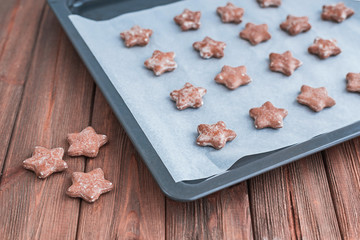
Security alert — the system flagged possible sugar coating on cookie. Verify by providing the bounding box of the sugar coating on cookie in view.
[269,51,302,76]
[322,3,354,23]
[215,65,251,90]
[66,168,113,203]
[170,83,207,110]
[308,38,341,59]
[193,37,226,59]
[249,101,288,129]
[257,0,281,8]
[174,9,201,31]
[196,121,236,150]
[346,73,360,93]
[280,15,311,36]
[297,85,336,112]
[120,25,153,47]
[144,50,177,76]
[240,23,271,45]
[67,126,108,158]
[23,146,68,179]
[217,2,244,24]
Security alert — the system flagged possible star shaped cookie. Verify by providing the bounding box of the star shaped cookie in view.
[193,37,226,59]
[297,85,336,112]
[269,51,302,76]
[170,82,207,110]
[257,0,281,8]
[249,101,288,129]
[174,9,201,31]
[144,50,177,76]
[215,65,251,90]
[322,3,354,23]
[240,23,271,45]
[346,73,360,93]
[67,126,108,158]
[196,121,236,150]
[23,146,68,179]
[120,25,153,48]
[308,38,341,59]
[217,2,244,24]
[280,15,311,36]
[66,168,113,203]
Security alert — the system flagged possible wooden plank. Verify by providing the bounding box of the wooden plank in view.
[0,0,46,172]
[166,182,253,240]
[287,154,342,239]
[249,167,295,240]
[249,154,342,240]
[76,89,166,239]
[0,6,95,239]
[323,138,360,239]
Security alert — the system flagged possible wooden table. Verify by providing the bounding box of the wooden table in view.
[1,1,359,239]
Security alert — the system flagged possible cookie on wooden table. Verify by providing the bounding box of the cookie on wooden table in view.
[67,126,108,158]
[23,146,68,179]
[66,168,113,203]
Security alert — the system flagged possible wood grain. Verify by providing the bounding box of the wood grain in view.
[0,7,94,239]
[0,0,46,172]
[287,154,342,239]
[249,167,295,240]
[323,138,360,239]
[166,182,253,240]
[249,154,342,240]
[76,89,166,240]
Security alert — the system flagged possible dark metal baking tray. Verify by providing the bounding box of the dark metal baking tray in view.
[47,0,360,201]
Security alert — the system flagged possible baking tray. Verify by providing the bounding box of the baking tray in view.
[48,0,360,201]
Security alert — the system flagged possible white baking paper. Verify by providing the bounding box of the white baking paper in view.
[69,0,360,182]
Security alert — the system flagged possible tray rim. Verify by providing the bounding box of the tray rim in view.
[47,0,360,202]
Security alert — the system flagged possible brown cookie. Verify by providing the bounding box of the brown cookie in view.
[297,85,336,112]
[120,25,153,48]
[346,73,360,93]
[193,37,226,59]
[240,23,271,45]
[322,3,354,23]
[67,126,108,158]
[269,51,302,76]
[66,168,113,203]
[196,121,236,150]
[257,0,281,8]
[308,38,341,59]
[280,15,311,36]
[249,101,288,129]
[23,146,68,179]
[174,9,201,31]
[144,50,177,76]
[217,2,244,24]
[215,65,251,90]
[170,83,207,110]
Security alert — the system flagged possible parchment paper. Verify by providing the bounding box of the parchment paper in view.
[69,0,360,182]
